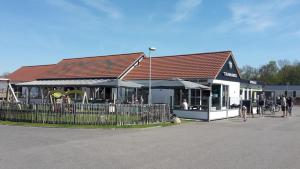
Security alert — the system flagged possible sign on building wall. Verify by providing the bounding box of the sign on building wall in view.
[223,72,238,78]
[216,56,241,82]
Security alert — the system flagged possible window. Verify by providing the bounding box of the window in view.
[293,91,297,98]
[191,89,201,106]
[212,84,221,109]
[174,89,188,106]
[248,90,252,100]
[222,85,229,108]
[30,87,41,99]
[105,88,111,101]
[124,88,135,103]
[137,88,148,104]
[95,88,104,100]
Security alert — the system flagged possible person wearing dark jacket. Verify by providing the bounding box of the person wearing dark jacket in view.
[287,97,293,116]
[258,94,265,117]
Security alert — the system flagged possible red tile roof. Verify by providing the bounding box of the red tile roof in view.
[125,51,232,80]
[8,51,233,82]
[7,64,56,83]
[39,52,144,80]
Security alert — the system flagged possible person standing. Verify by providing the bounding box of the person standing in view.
[182,99,188,110]
[140,96,144,104]
[258,94,265,117]
[241,105,247,122]
[281,95,287,117]
[287,96,293,116]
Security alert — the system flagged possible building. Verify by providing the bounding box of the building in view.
[126,51,241,107]
[240,79,263,101]
[263,85,300,105]
[7,50,260,120]
[127,51,248,120]
[8,52,145,103]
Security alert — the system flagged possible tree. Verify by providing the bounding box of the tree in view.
[0,72,10,78]
[240,65,259,80]
[241,59,300,85]
[258,61,279,84]
[278,64,300,85]
[277,59,291,69]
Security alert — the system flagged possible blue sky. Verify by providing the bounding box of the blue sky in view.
[1,0,300,74]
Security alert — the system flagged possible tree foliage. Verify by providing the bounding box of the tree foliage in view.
[0,72,10,78]
[240,60,300,85]
[240,65,259,80]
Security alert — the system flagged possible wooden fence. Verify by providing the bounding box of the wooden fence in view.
[0,102,170,126]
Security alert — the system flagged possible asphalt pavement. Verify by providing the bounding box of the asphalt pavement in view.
[1,107,300,169]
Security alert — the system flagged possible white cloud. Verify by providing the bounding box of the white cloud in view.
[80,0,122,19]
[171,0,202,22]
[219,0,298,32]
[46,0,122,20]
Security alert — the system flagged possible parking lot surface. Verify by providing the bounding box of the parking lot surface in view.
[1,107,300,169]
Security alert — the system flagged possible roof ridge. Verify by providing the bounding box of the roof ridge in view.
[146,50,232,59]
[20,64,56,68]
[61,52,145,61]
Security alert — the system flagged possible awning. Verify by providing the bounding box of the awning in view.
[16,79,143,88]
[16,79,109,87]
[0,78,9,81]
[141,79,210,90]
[93,79,143,88]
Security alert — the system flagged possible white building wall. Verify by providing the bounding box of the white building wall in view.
[173,110,208,120]
[210,110,227,120]
[209,79,240,105]
[227,109,240,117]
[209,109,239,120]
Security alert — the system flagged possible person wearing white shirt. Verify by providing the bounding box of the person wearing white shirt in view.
[182,99,188,110]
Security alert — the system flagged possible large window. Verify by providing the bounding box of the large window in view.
[30,87,41,99]
[137,88,148,104]
[212,84,229,109]
[174,89,188,106]
[191,89,201,106]
[222,85,229,108]
[212,84,221,109]
[124,88,135,103]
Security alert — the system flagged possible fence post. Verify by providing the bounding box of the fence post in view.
[115,104,118,126]
[73,104,76,125]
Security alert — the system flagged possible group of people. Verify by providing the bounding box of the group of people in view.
[280,95,294,117]
[241,94,294,122]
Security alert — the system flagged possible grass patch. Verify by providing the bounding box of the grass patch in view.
[0,120,177,129]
